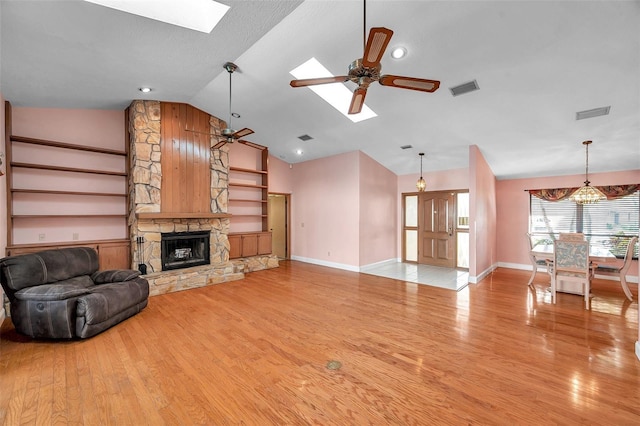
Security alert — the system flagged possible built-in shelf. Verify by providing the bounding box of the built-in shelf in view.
[228,182,268,189]
[136,212,232,220]
[12,189,126,197]
[12,214,126,219]
[11,162,127,176]
[229,198,268,203]
[229,166,268,175]
[11,135,127,156]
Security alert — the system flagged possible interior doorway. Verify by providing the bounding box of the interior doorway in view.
[268,193,289,259]
[403,191,469,269]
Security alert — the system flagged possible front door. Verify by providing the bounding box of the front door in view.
[419,191,456,267]
[268,194,288,259]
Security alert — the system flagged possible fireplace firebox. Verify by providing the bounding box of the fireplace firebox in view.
[161,231,210,271]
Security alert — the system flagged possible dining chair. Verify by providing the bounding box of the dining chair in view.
[595,236,638,301]
[551,240,594,309]
[526,232,552,288]
[559,233,585,241]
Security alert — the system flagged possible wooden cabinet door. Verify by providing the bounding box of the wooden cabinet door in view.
[241,234,258,257]
[98,241,131,270]
[228,234,242,259]
[257,232,272,255]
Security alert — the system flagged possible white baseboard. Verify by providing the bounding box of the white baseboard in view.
[469,263,498,284]
[360,258,400,271]
[636,341,640,362]
[290,256,360,272]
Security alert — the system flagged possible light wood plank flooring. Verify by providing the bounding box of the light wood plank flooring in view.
[1,261,639,425]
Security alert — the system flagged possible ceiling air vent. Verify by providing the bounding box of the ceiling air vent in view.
[298,134,313,141]
[576,106,610,120]
[449,80,479,97]
[400,145,413,150]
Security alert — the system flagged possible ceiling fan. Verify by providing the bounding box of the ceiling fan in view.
[212,61,255,149]
[289,0,440,115]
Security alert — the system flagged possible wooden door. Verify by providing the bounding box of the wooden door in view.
[419,192,456,267]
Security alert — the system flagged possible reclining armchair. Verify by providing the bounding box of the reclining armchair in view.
[0,247,149,339]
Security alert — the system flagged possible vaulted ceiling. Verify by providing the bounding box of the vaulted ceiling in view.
[2,0,639,179]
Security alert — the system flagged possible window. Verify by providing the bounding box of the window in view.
[529,191,639,257]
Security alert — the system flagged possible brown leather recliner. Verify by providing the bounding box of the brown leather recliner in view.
[0,247,149,339]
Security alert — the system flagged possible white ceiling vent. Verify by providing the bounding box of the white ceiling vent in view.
[298,134,313,141]
[449,80,479,97]
[400,145,413,150]
[576,106,610,120]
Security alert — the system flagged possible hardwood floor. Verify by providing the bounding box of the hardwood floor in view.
[1,261,639,425]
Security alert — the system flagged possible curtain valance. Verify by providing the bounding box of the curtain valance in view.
[528,184,640,201]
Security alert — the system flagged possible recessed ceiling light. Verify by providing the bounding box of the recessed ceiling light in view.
[139,87,152,93]
[83,0,229,33]
[295,149,304,155]
[290,57,377,123]
[390,47,407,59]
[231,112,241,118]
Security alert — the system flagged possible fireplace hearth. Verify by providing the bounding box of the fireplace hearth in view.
[161,231,210,271]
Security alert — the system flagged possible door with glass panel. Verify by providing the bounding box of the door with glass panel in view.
[419,192,456,267]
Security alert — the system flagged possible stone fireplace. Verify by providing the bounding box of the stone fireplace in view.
[127,100,245,295]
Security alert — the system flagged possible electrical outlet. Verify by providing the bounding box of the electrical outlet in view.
[38,233,45,241]
[72,233,79,240]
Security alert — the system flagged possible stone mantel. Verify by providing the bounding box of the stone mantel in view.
[137,213,232,220]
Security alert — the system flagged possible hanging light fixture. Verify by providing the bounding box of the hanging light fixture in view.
[416,152,426,192]
[569,140,606,204]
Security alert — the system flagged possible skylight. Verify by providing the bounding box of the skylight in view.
[290,58,377,123]
[84,0,230,33]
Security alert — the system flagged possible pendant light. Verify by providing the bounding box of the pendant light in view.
[569,140,606,204]
[416,152,426,192]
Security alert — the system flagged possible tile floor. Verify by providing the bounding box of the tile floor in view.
[360,261,470,291]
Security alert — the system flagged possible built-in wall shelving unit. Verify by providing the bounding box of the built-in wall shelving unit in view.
[4,102,130,269]
[227,144,272,258]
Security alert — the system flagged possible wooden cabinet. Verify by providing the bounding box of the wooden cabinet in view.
[228,231,272,259]
[5,240,131,270]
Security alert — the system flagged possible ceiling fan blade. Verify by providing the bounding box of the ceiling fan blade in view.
[212,139,228,149]
[348,88,367,115]
[290,76,349,87]
[379,75,441,93]
[238,139,267,150]
[232,128,254,139]
[362,27,393,68]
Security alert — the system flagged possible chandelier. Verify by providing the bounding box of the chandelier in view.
[416,152,426,192]
[569,140,606,204]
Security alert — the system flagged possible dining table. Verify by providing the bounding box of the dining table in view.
[528,244,618,294]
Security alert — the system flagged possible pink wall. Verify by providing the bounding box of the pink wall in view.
[358,152,397,266]
[469,145,497,282]
[268,155,293,194]
[291,151,361,268]
[496,169,640,279]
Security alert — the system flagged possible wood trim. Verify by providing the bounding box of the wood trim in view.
[136,212,232,219]
[7,238,128,251]
[10,162,127,176]
[10,135,127,156]
[229,199,268,203]
[4,101,13,246]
